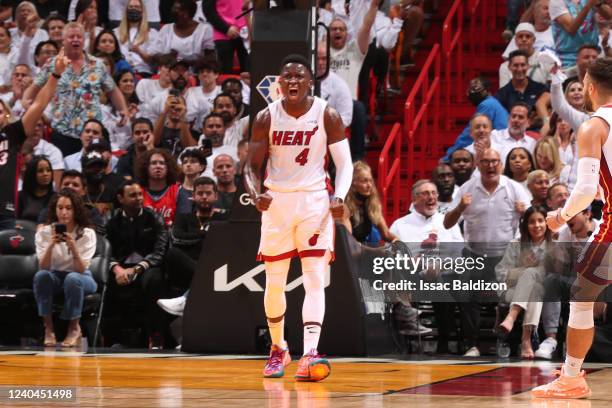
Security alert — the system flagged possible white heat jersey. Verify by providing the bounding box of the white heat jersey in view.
[589,106,612,206]
[264,96,329,193]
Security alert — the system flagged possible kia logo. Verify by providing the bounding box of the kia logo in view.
[214,264,330,292]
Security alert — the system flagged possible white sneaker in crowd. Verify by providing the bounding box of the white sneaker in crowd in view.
[463,346,481,357]
[534,337,557,360]
[157,296,186,316]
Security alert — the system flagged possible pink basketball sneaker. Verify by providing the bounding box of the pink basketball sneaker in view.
[294,349,330,382]
[531,368,591,399]
[263,345,291,378]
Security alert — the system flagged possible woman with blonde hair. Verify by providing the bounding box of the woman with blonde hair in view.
[533,137,570,185]
[342,161,397,244]
[114,0,158,77]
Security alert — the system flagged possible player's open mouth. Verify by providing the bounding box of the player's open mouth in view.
[289,89,298,96]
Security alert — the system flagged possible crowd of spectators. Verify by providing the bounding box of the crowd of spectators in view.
[5,0,607,357]
[0,0,424,349]
[376,0,612,358]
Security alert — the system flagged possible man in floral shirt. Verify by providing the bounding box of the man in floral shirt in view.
[24,22,129,156]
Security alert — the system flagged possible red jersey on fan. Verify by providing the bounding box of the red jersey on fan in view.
[143,183,180,226]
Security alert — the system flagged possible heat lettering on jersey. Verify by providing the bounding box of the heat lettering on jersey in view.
[271,126,318,146]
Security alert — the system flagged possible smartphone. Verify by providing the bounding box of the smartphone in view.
[169,88,181,98]
[54,223,67,241]
[54,223,67,235]
[200,139,213,157]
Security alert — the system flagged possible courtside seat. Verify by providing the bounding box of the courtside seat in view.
[0,228,36,255]
[0,228,38,311]
[15,219,38,233]
[0,232,111,346]
[51,235,112,347]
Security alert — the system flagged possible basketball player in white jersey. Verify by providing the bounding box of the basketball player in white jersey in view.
[533,58,612,399]
[244,54,353,381]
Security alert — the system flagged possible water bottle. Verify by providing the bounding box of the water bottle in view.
[497,338,511,359]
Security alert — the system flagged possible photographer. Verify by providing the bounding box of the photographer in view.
[34,189,97,348]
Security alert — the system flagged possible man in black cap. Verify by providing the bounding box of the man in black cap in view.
[81,140,122,219]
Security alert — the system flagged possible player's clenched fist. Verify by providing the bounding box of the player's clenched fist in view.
[329,198,344,219]
[255,193,273,212]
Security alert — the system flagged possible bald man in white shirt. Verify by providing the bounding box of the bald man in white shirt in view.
[444,148,530,356]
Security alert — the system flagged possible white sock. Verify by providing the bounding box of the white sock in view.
[303,323,321,354]
[563,355,584,377]
[264,259,290,348]
[301,255,328,354]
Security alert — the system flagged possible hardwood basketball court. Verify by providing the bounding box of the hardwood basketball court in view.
[1,349,611,407]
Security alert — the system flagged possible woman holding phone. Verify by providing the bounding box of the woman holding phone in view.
[33,189,97,347]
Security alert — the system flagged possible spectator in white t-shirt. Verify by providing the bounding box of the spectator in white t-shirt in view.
[431,164,458,214]
[136,54,172,102]
[390,179,463,353]
[503,0,554,59]
[490,102,537,163]
[141,59,211,130]
[317,42,353,128]
[199,112,238,179]
[444,148,530,356]
[212,92,246,148]
[464,113,502,164]
[114,0,159,76]
[151,0,214,61]
[391,179,463,242]
[185,58,222,130]
[499,23,552,87]
[10,2,49,62]
[329,2,378,161]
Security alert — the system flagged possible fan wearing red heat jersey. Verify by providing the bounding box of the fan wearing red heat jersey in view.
[245,54,353,382]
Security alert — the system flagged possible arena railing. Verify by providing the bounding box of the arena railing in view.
[404,42,441,179]
[442,0,464,130]
[467,0,500,77]
[378,122,401,222]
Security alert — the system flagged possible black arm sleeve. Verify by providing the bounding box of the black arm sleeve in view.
[202,0,231,35]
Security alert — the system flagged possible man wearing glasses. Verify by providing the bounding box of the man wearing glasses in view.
[444,148,529,357]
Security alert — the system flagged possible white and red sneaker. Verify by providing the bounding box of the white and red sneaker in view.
[532,367,591,399]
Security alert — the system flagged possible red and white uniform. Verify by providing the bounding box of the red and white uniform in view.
[576,106,612,284]
[257,97,334,261]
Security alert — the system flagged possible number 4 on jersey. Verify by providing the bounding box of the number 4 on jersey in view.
[295,148,310,166]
